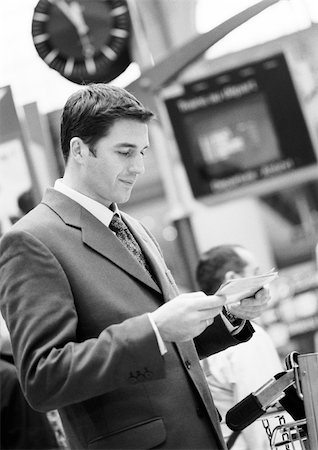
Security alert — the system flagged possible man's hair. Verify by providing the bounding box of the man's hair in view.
[196,244,246,295]
[17,189,35,215]
[60,83,154,162]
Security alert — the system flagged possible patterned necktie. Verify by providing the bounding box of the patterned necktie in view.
[109,214,154,280]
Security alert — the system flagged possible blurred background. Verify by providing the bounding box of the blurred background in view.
[2,0,318,359]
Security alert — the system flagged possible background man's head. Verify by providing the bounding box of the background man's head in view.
[60,83,154,163]
[196,244,259,295]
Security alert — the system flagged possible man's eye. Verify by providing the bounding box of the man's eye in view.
[118,151,131,157]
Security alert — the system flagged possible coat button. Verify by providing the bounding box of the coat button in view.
[185,360,191,370]
[128,373,138,384]
[136,372,145,381]
[144,368,153,379]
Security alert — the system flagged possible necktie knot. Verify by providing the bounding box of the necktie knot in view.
[109,214,125,234]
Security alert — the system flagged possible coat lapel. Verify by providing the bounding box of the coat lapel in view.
[81,208,160,293]
[42,189,160,293]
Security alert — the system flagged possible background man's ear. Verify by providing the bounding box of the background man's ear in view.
[224,270,238,281]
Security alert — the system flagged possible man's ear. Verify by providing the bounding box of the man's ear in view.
[224,271,239,281]
[70,137,87,163]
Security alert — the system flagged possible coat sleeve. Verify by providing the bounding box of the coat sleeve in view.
[0,230,165,412]
[194,315,255,359]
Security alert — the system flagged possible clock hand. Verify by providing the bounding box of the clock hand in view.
[51,0,94,58]
[51,0,75,24]
[68,1,88,36]
[68,1,95,58]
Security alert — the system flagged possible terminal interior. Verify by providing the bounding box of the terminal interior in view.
[2,0,318,364]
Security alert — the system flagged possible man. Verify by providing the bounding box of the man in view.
[196,244,282,450]
[0,84,270,450]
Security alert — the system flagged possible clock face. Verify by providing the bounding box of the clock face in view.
[32,0,131,84]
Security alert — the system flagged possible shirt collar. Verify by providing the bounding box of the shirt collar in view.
[54,179,119,227]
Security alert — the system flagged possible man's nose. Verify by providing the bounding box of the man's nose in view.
[129,154,145,174]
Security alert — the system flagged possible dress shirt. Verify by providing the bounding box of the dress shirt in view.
[54,179,116,227]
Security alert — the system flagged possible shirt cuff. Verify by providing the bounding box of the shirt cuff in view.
[148,313,167,355]
[221,312,246,335]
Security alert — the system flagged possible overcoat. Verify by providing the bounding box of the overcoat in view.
[0,189,254,449]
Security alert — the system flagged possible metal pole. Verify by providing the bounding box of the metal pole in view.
[298,353,318,450]
[125,0,196,216]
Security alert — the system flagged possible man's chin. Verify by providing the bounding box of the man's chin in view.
[116,192,132,205]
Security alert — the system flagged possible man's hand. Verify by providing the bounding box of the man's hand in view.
[151,292,225,342]
[226,286,270,320]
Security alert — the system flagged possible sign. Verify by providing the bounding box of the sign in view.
[164,53,317,200]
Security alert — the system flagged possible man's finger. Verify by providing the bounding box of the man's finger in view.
[197,295,225,310]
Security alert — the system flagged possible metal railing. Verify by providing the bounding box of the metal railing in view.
[260,352,318,450]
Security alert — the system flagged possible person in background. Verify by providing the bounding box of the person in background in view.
[9,189,36,225]
[196,244,283,450]
[0,84,270,450]
[0,313,60,450]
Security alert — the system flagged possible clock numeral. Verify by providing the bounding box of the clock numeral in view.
[44,49,59,65]
[33,12,49,22]
[111,28,129,39]
[101,46,117,61]
[85,57,97,75]
[64,58,75,76]
[110,6,128,17]
[33,33,50,44]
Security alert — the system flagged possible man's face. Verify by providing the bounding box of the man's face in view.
[78,118,149,206]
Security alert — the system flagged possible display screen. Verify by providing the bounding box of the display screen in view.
[184,91,281,188]
[165,53,317,199]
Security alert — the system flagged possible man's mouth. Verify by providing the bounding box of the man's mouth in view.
[120,179,135,186]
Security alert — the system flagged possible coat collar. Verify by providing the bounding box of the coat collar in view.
[42,188,162,293]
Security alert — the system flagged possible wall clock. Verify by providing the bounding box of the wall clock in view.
[31,0,131,84]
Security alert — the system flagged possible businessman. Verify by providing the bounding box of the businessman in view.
[0,84,270,450]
